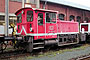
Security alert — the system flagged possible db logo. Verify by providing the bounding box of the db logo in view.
[49,26,54,30]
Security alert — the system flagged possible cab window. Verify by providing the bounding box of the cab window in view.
[38,13,43,25]
[46,12,56,23]
[27,11,33,22]
[17,13,22,23]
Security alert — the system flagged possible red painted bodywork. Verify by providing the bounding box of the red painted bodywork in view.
[15,8,79,40]
[57,20,78,33]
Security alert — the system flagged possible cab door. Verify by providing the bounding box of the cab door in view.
[37,11,45,38]
[45,12,57,39]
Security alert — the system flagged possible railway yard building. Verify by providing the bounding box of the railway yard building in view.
[0,0,90,25]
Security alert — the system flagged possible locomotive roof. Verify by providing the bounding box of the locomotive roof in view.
[15,8,58,15]
[33,8,58,12]
[41,0,90,11]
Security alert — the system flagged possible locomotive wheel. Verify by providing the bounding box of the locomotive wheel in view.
[27,42,33,52]
[26,37,33,52]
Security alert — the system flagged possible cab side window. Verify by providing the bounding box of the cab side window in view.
[17,13,22,23]
[38,13,43,25]
[46,12,56,23]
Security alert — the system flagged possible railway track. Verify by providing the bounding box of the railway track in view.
[0,43,87,60]
[0,49,30,60]
[70,54,90,60]
[76,55,90,60]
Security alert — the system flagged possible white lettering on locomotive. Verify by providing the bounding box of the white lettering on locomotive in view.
[49,26,54,30]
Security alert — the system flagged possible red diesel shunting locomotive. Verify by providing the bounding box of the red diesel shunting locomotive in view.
[15,7,84,52]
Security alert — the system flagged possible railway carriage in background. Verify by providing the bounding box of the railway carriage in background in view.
[15,8,80,52]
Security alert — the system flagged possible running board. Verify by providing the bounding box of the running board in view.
[58,42,78,46]
[33,47,44,49]
[33,43,44,45]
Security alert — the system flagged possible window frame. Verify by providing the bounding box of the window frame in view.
[0,15,5,21]
[77,16,81,23]
[38,13,43,25]
[69,15,75,21]
[27,10,33,22]
[46,12,56,23]
[17,13,22,23]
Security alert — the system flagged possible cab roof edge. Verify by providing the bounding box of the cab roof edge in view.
[32,8,37,10]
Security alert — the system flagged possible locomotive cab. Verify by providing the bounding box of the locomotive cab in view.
[15,8,58,52]
[15,8,58,39]
[16,8,34,36]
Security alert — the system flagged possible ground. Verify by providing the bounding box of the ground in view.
[27,44,90,60]
[1,44,90,60]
